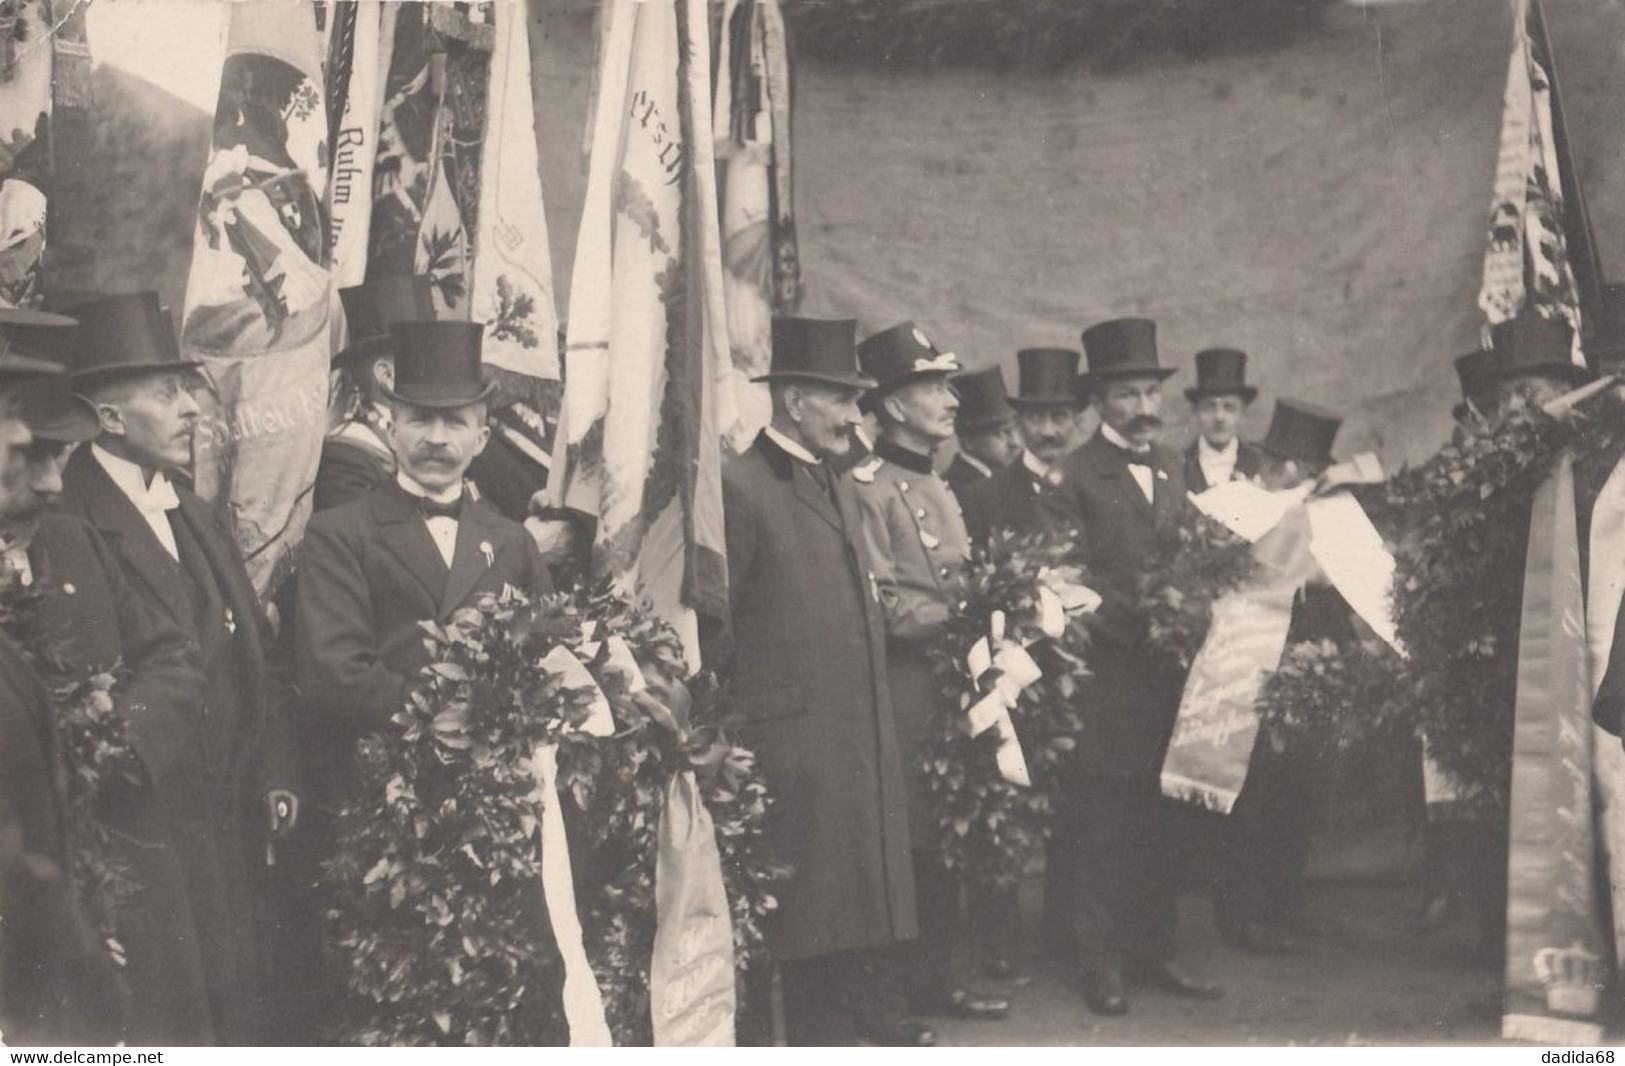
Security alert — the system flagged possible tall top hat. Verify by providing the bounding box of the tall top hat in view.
[338,275,437,364]
[19,373,99,443]
[1489,311,1589,385]
[1079,317,1176,390]
[1588,283,1625,369]
[753,317,873,390]
[952,366,1016,433]
[0,305,75,379]
[1010,348,1083,407]
[1185,347,1257,403]
[1262,398,1341,466]
[857,321,960,403]
[1453,349,1498,414]
[383,321,495,408]
[62,291,201,383]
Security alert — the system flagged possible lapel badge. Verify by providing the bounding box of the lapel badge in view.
[480,540,495,568]
[1156,469,1168,481]
[224,608,237,635]
[919,528,941,550]
[867,569,881,603]
[62,582,75,595]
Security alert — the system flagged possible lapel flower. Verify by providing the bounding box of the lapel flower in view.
[480,540,495,568]
[224,607,237,635]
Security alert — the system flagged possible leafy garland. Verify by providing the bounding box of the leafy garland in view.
[925,530,1091,895]
[325,585,784,1047]
[1139,508,1260,672]
[1254,636,1413,764]
[0,573,139,968]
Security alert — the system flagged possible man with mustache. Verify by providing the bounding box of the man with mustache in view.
[850,323,1010,1025]
[957,348,1088,547]
[58,291,301,1044]
[1058,317,1221,1016]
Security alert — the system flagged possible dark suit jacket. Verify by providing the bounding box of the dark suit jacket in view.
[1595,597,1625,736]
[1060,431,1193,779]
[313,432,394,514]
[1183,438,1265,494]
[293,481,553,797]
[957,454,1083,547]
[943,452,992,497]
[711,431,917,960]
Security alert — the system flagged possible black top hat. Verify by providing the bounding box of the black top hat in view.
[1453,349,1497,406]
[857,321,960,400]
[62,291,201,383]
[1489,312,1589,386]
[1080,317,1176,389]
[952,366,1016,433]
[753,317,874,389]
[1588,283,1625,363]
[19,373,99,443]
[1185,347,1257,403]
[383,321,495,409]
[1010,348,1083,407]
[0,306,74,379]
[337,275,437,365]
[1262,398,1341,466]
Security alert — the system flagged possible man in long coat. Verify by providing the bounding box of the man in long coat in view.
[1181,348,1264,493]
[2,372,214,1042]
[57,291,301,1045]
[715,317,923,1046]
[852,323,1009,1023]
[1059,317,1221,1015]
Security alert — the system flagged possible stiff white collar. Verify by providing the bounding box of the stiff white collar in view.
[396,471,462,506]
[1100,421,1150,455]
[958,452,993,478]
[1198,435,1239,463]
[1021,450,1051,480]
[92,444,179,514]
[765,425,820,466]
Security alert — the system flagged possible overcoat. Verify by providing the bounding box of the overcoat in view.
[716,431,918,960]
[58,445,298,1043]
[957,454,1082,547]
[312,424,394,513]
[943,452,992,497]
[27,511,214,1043]
[1182,438,1264,494]
[853,440,971,849]
[1060,431,1192,781]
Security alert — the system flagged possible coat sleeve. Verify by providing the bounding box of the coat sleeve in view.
[855,481,949,644]
[294,518,409,738]
[1595,593,1625,736]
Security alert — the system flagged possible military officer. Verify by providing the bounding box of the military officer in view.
[944,365,1021,496]
[1182,348,1264,493]
[852,322,1010,1023]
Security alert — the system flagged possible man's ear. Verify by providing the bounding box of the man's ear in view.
[91,399,125,439]
[471,423,491,459]
[782,383,805,424]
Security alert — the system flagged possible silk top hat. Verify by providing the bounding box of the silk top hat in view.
[1079,317,1176,389]
[857,321,960,401]
[337,275,436,365]
[1185,347,1257,403]
[1010,348,1083,407]
[1588,282,1625,367]
[1453,349,1497,411]
[1262,398,1341,466]
[0,306,75,378]
[63,291,201,383]
[19,373,99,443]
[1489,311,1589,385]
[383,321,495,408]
[753,317,874,389]
[952,366,1016,433]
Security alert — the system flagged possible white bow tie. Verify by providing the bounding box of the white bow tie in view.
[140,475,180,515]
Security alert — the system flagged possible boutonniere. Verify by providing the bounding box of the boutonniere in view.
[224,607,237,635]
[1156,469,1169,481]
[480,541,494,568]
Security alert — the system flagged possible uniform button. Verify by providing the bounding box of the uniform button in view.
[939,567,950,577]
[915,508,926,519]
[899,481,910,492]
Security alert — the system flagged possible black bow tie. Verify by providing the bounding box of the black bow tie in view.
[419,496,463,520]
[1120,449,1154,470]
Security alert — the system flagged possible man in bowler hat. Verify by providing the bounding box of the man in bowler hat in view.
[945,365,1022,496]
[1059,317,1221,1015]
[957,348,1088,547]
[851,322,1011,1024]
[711,317,925,1046]
[1182,348,1264,493]
[58,291,301,1044]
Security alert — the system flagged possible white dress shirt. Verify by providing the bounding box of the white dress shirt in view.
[396,472,462,568]
[1198,436,1240,489]
[1021,450,1053,484]
[1100,422,1155,503]
[765,425,821,466]
[93,444,181,561]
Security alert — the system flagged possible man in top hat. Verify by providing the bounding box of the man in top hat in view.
[1214,399,1359,955]
[1058,317,1220,1015]
[1,370,216,1042]
[1451,349,1499,433]
[850,322,1011,1024]
[0,318,129,1045]
[1182,348,1264,494]
[1490,311,1591,412]
[56,290,301,1044]
[314,276,437,513]
[944,365,1021,497]
[957,348,1088,547]
[711,316,924,1046]
[1586,282,1625,377]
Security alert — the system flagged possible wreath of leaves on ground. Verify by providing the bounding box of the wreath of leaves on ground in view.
[925,529,1092,896]
[0,573,139,969]
[324,583,785,1047]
